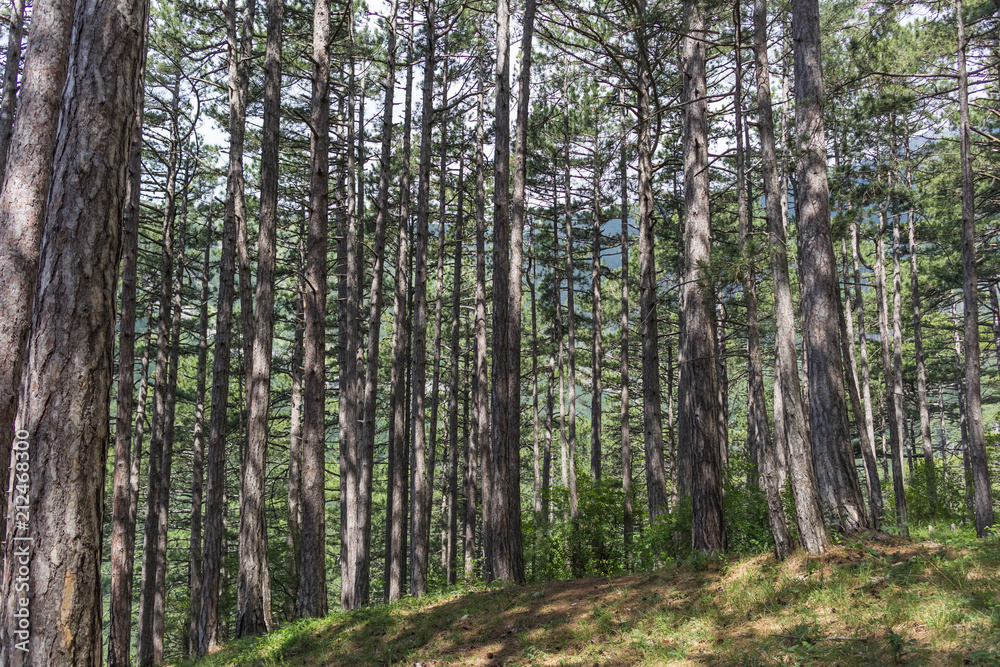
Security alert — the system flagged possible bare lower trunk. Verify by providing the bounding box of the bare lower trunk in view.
[755,0,829,554]
[620,89,633,555]
[957,0,994,536]
[591,134,603,481]
[0,0,146,659]
[445,162,463,584]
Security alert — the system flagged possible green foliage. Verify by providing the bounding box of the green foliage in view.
[724,453,775,555]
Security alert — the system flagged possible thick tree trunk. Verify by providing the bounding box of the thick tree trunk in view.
[0,0,26,183]
[466,77,486,582]
[956,0,994,537]
[138,85,180,666]
[793,0,867,535]
[754,0,829,554]
[107,67,146,667]
[486,0,531,584]
[680,0,724,553]
[620,89,633,555]
[386,3,414,602]
[0,0,76,557]
[237,0,282,634]
[409,0,436,595]
[0,0,146,659]
[188,225,211,652]
[200,0,255,652]
[298,0,329,620]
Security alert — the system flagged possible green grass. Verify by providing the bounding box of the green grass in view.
[174,526,1000,666]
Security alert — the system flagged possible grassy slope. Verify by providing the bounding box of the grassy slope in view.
[176,528,1000,666]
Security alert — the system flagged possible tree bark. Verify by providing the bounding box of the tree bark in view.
[0,0,26,184]
[0,0,146,659]
[199,0,255,652]
[563,76,578,528]
[680,0,724,553]
[619,88,633,556]
[446,160,464,585]
[591,131,603,481]
[237,0,282,634]
[635,2,668,520]
[386,1,414,602]
[0,0,76,558]
[107,61,146,667]
[851,223,879,500]
[792,0,867,535]
[754,0,829,554]
[409,0,436,595]
[956,0,994,537]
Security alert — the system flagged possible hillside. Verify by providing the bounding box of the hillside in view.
[178,531,1000,666]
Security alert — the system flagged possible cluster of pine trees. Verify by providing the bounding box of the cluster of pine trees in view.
[0,0,997,664]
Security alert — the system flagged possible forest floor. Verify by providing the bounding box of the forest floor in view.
[177,528,1000,666]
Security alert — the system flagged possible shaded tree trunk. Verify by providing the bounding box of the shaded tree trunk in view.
[851,223,879,493]
[619,88,633,555]
[445,160,464,584]
[0,0,146,659]
[956,0,994,537]
[0,0,26,183]
[755,0,829,554]
[591,132,603,481]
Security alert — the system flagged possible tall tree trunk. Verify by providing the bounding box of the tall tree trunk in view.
[467,75,487,582]
[386,1,414,602]
[0,0,26,183]
[874,214,908,533]
[284,231,304,621]
[793,0,867,535]
[531,232,542,521]
[680,0,724,553]
[741,0,790,558]
[851,223,878,490]
[238,0,283,634]
[956,0,994,537]
[298,0,329,620]
[188,223,211,653]
[0,0,76,557]
[138,83,180,666]
[563,80,578,528]
[591,133,603,481]
[409,0,436,595]
[840,237,883,528]
[200,0,255,652]
[891,202,912,497]
[635,2,668,519]
[107,63,146,667]
[446,160,464,585]
[0,0,146,658]
[754,0,829,554]
[619,88,633,555]
[486,0,532,584]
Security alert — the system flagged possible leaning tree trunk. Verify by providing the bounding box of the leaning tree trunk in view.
[754,0,829,554]
[298,0,329,620]
[0,0,146,660]
[237,0,282,635]
[0,0,26,183]
[200,0,255,653]
[635,1,669,520]
[851,223,880,501]
[0,0,77,557]
[956,0,995,537]
[107,59,146,667]
[680,0,724,553]
[385,1,414,602]
[792,0,867,535]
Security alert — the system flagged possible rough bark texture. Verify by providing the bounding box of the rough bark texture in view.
[446,162,464,585]
[680,0,725,553]
[0,0,76,559]
[0,0,26,183]
[620,88,633,555]
[754,0,829,554]
[591,135,603,481]
[237,0,282,635]
[956,0,995,537]
[792,0,867,535]
[409,0,436,595]
[107,63,146,667]
[386,4,414,601]
[298,0,329,620]
[0,0,146,661]
[199,0,254,653]
[636,2,668,520]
